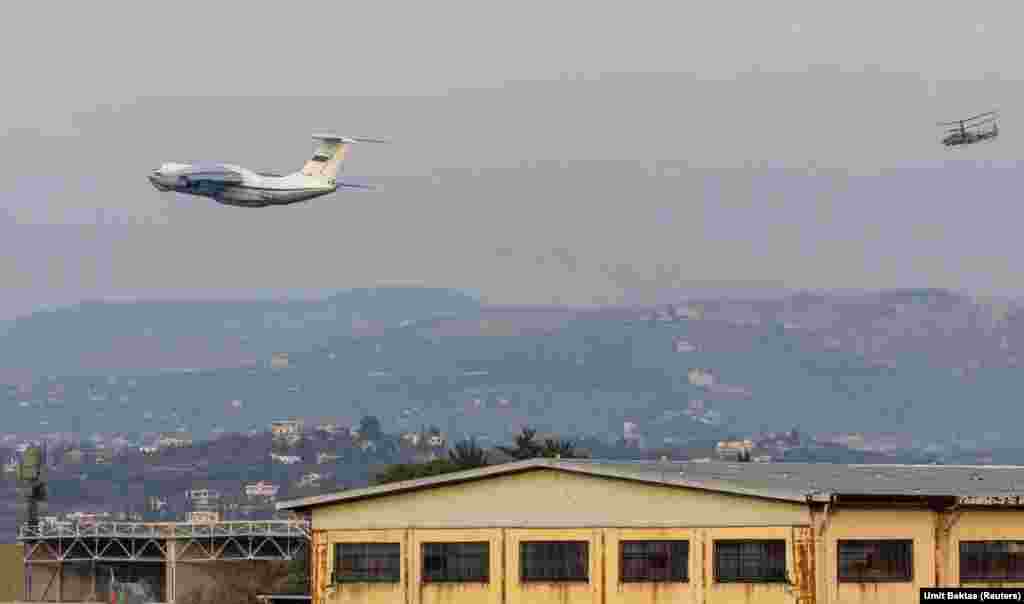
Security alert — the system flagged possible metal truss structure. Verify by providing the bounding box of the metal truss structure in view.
[18,520,310,602]
[19,520,310,563]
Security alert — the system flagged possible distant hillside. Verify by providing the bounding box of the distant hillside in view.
[0,287,481,378]
[2,287,1023,450]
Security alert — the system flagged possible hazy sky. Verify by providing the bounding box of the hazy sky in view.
[2,1,1024,318]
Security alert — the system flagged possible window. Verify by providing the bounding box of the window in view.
[521,541,589,582]
[422,542,490,583]
[714,540,787,583]
[838,540,913,582]
[620,540,688,582]
[961,541,1024,581]
[334,543,400,583]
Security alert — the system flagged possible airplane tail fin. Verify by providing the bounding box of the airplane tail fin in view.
[301,134,390,181]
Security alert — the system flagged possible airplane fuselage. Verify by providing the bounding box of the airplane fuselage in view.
[148,162,338,207]
[942,130,997,147]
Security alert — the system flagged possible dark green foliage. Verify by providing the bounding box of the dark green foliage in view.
[540,438,587,459]
[373,458,459,485]
[497,428,543,460]
[449,438,489,469]
[359,416,383,441]
[497,427,588,460]
[281,546,310,594]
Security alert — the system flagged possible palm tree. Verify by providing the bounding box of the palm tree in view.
[541,438,586,459]
[497,427,543,460]
[449,438,489,469]
[373,459,458,485]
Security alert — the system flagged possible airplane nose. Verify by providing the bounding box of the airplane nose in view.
[149,172,173,191]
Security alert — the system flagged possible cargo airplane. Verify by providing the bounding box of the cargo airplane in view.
[148,134,389,207]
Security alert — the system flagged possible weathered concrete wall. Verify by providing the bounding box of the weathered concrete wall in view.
[315,526,806,604]
[174,560,290,603]
[817,507,934,604]
[0,545,23,602]
[947,508,1024,589]
[25,563,93,602]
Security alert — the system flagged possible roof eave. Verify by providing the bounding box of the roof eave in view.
[277,458,554,511]
[276,458,818,511]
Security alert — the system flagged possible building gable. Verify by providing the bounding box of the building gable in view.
[313,468,808,530]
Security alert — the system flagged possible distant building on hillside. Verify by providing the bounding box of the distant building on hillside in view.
[245,481,280,499]
[716,440,753,461]
[95,447,113,464]
[622,422,643,448]
[317,452,341,465]
[297,472,324,488]
[271,420,303,438]
[186,510,220,523]
[687,368,715,388]
[270,353,290,369]
[157,432,193,449]
[186,489,221,509]
[314,422,343,436]
[270,453,302,465]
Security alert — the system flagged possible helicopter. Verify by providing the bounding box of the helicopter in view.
[937,110,999,147]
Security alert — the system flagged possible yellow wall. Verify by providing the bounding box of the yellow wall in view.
[321,529,406,604]
[818,507,935,604]
[0,544,22,602]
[311,468,809,604]
[703,527,799,604]
[313,468,809,530]
[947,509,1024,588]
[317,526,809,604]
[505,528,602,604]
[306,467,1024,604]
[411,529,502,604]
[604,528,694,604]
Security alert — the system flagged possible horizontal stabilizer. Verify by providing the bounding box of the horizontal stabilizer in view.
[312,133,391,144]
[337,182,376,190]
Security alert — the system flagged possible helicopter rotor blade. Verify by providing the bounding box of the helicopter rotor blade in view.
[943,117,997,133]
[937,110,999,127]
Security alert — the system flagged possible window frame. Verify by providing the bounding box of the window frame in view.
[333,542,401,584]
[960,541,1024,582]
[520,540,590,583]
[619,540,689,583]
[713,539,788,583]
[837,539,914,583]
[421,541,491,584]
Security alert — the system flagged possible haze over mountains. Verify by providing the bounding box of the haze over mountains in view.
[1,286,1021,451]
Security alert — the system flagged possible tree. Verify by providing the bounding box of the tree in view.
[497,427,543,460]
[540,438,587,459]
[281,545,310,594]
[359,416,383,441]
[374,439,492,486]
[449,438,489,469]
[497,428,588,460]
[373,459,458,485]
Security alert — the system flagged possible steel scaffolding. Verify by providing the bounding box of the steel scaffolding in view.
[18,520,310,602]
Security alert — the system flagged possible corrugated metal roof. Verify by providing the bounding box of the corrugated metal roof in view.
[276,458,1024,511]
